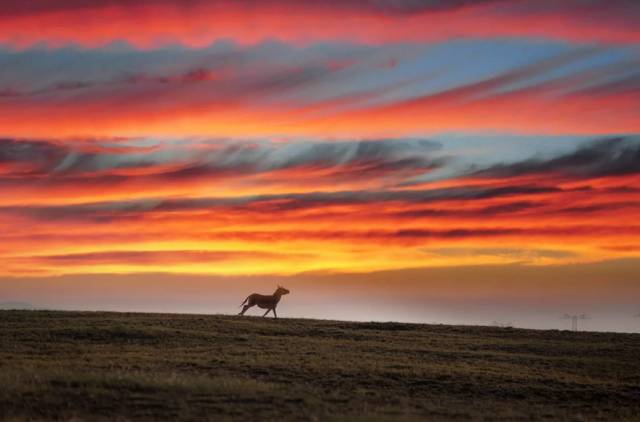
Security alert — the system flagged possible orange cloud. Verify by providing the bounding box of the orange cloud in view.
[0,84,638,139]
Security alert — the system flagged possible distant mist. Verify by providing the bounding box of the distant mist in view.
[2,258,639,333]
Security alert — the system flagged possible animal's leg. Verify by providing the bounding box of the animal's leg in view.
[262,308,271,317]
[239,304,252,315]
[272,308,278,319]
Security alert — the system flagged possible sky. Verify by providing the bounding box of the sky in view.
[0,0,639,332]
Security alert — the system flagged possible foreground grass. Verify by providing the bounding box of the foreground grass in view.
[1,311,639,421]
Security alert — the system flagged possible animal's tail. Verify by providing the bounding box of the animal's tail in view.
[239,296,249,307]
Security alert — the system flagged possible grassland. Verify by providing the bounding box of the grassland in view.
[1,310,639,421]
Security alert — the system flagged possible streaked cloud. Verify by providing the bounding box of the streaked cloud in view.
[0,1,638,48]
[12,249,297,266]
[0,137,446,194]
[468,137,640,179]
[0,135,638,278]
[1,42,638,138]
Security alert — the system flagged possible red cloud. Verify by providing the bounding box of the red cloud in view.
[0,1,638,48]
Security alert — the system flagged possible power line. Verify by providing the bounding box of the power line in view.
[561,313,589,331]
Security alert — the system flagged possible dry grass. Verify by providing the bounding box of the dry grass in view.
[1,310,639,421]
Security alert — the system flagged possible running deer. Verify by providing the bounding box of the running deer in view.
[239,286,290,318]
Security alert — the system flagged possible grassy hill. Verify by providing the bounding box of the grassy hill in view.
[1,311,639,421]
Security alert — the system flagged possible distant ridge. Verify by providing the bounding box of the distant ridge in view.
[0,301,34,310]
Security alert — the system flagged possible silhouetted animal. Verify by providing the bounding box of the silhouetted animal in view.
[239,286,290,318]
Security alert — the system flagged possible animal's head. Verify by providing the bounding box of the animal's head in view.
[276,285,290,295]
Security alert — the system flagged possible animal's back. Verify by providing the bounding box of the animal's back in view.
[248,293,276,308]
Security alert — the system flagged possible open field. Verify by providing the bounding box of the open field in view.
[1,311,639,421]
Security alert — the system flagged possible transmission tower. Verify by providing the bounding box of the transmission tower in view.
[561,313,589,331]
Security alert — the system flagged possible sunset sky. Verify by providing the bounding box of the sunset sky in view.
[1,0,639,331]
